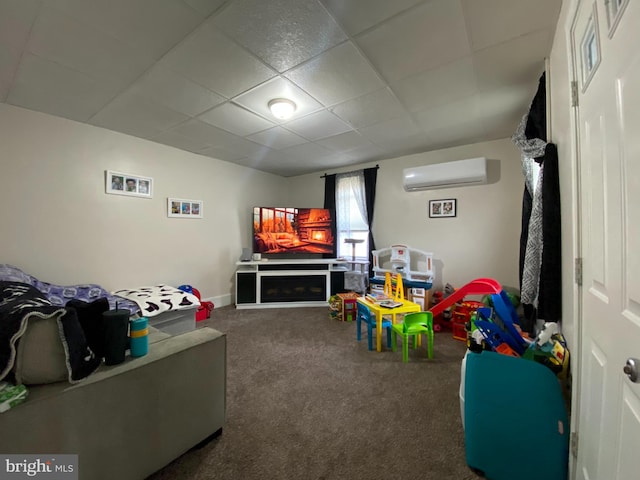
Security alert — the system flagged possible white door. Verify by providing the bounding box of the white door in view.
[570,0,640,478]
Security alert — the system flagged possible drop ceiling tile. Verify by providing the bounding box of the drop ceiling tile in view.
[0,0,40,99]
[279,141,333,160]
[413,95,481,133]
[194,128,271,158]
[359,115,423,145]
[159,24,275,98]
[246,126,307,150]
[129,66,225,117]
[314,152,360,170]
[473,30,551,91]
[330,88,407,129]
[419,119,488,151]
[376,132,434,156]
[210,0,346,72]
[316,131,372,152]
[283,109,352,141]
[47,0,203,59]
[462,0,562,51]
[152,129,211,153]
[343,143,386,162]
[320,0,424,36]
[200,145,249,162]
[356,0,471,82]
[170,118,229,144]
[247,145,285,167]
[170,119,252,153]
[28,6,155,90]
[233,76,322,123]
[478,109,524,140]
[391,57,479,113]
[474,83,537,118]
[89,92,190,139]
[7,53,118,122]
[285,42,384,107]
[182,0,229,17]
[198,102,275,136]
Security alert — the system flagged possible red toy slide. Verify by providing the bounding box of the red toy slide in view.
[428,278,502,318]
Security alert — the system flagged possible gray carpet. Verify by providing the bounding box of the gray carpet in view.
[148,306,477,480]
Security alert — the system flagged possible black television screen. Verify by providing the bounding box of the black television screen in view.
[253,207,335,255]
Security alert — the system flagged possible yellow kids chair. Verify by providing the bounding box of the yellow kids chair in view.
[391,311,434,362]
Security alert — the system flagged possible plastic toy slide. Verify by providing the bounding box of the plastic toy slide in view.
[428,278,502,318]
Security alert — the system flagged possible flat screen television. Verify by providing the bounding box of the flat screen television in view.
[253,207,335,255]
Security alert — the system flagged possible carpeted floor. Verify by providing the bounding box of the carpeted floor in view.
[148,305,477,480]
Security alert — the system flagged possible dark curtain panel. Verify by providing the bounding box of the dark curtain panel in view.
[515,71,562,334]
[363,167,378,277]
[537,143,561,322]
[323,174,337,258]
[519,186,533,289]
[525,72,547,142]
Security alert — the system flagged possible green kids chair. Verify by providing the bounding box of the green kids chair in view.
[391,311,434,362]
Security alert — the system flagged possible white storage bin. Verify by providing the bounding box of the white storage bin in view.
[148,308,196,336]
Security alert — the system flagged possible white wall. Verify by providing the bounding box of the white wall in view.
[0,104,289,306]
[289,138,524,292]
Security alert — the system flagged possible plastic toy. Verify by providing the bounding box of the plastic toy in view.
[535,322,559,346]
[383,272,405,301]
[391,311,434,362]
[356,302,392,351]
[371,245,434,288]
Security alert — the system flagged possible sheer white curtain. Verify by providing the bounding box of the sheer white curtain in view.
[336,171,368,259]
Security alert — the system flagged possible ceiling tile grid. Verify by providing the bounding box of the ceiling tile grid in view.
[1,0,561,177]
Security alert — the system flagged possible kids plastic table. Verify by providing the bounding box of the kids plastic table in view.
[356,297,421,352]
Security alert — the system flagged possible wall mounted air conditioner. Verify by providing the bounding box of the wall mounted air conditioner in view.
[402,157,487,191]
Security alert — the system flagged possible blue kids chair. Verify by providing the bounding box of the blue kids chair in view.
[391,311,434,362]
[357,302,392,351]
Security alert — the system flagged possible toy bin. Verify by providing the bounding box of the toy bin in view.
[463,350,569,480]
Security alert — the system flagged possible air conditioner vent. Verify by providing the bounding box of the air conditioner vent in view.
[403,157,487,191]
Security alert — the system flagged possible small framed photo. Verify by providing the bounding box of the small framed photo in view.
[106,170,153,198]
[168,198,203,219]
[429,199,456,218]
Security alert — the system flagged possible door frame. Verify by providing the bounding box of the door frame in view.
[565,0,586,477]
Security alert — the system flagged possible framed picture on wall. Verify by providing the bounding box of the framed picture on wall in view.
[168,198,203,219]
[429,199,456,218]
[105,170,153,198]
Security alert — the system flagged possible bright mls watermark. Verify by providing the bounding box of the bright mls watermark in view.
[0,455,77,479]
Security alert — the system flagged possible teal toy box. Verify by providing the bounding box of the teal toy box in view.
[464,350,569,480]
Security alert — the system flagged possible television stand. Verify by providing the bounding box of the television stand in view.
[235,259,348,309]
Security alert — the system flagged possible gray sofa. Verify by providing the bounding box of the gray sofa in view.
[0,326,226,480]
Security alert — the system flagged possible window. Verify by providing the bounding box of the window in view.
[335,171,369,261]
[580,6,600,91]
[605,0,628,31]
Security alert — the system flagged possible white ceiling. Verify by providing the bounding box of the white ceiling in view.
[0,0,562,177]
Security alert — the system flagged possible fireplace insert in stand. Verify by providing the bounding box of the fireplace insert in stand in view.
[260,275,326,303]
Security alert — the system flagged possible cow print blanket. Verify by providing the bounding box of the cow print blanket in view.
[112,285,200,318]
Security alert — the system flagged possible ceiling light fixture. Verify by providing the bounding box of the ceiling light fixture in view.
[268,98,296,120]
